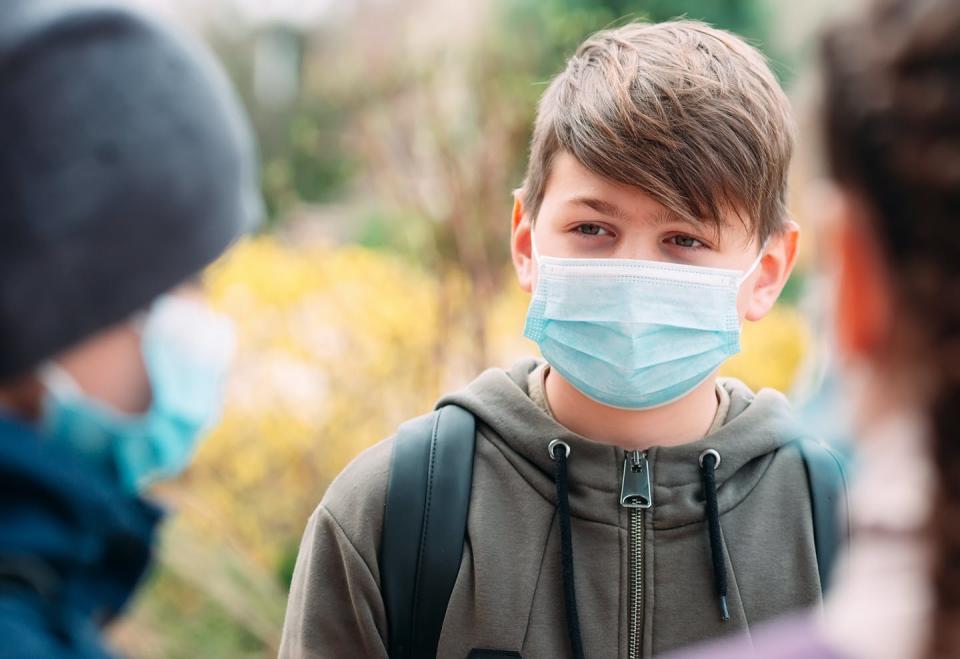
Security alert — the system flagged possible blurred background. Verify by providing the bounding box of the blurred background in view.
[106,0,849,656]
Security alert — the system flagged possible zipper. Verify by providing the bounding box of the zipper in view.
[620,450,652,659]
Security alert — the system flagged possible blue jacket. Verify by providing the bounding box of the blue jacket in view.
[0,413,161,658]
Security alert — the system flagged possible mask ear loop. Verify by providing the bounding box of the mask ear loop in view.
[530,226,541,264]
[736,239,769,287]
[529,227,549,300]
[729,239,770,332]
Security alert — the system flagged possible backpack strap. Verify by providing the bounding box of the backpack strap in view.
[380,404,476,659]
[793,437,850,592]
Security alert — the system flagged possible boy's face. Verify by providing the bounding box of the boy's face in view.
[512,152,799,324]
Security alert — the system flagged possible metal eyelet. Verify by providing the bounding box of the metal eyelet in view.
[699,448,721,469]
[548,439,571,461]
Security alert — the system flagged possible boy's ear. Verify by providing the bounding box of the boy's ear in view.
[511,189,534,294]
[743,220,800,322]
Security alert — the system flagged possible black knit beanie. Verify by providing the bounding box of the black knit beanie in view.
[0,0,263,381]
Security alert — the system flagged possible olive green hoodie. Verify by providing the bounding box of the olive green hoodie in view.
[280,358,822,658]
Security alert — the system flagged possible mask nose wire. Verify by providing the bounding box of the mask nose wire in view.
[535,230,768,287]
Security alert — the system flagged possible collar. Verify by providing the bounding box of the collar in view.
[0,412,162,622]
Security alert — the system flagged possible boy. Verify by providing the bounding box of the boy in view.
[282,21,826,659]
[0,1,260,656]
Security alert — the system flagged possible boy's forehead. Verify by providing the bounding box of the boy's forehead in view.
[541,152,749,240]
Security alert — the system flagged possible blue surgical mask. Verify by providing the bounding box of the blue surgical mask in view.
[524,238,764,409]
[39,295,236,493]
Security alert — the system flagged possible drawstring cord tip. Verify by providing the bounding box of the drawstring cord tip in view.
[719,595,730,622]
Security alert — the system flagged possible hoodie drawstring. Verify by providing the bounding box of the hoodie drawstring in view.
[549,439,586,659]
[699,448,730,622]
[547,440,730,648]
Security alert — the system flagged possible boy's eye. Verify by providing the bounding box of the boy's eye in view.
[576,223,610,237]
[669,234,706,249]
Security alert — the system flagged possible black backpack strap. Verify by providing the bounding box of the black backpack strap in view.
[793,437,849,592]
[380,404,476,659]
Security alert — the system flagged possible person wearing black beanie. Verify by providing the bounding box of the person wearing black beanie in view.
[0,1,262,656]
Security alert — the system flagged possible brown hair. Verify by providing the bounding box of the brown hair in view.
[822,1,960,657]
[522,21,794,243]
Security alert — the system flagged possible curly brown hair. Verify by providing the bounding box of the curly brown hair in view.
[822,1,960,657]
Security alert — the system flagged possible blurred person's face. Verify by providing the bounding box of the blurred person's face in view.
[818,184,916,436]
[52,283,208,415]
[0,283,207,419]
[0,281,234,491]
[510,151,799,325]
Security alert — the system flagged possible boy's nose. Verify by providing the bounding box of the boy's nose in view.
[609,240,662,262]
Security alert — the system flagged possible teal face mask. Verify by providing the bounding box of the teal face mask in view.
[39,295,236,493]
[524,241,764,410]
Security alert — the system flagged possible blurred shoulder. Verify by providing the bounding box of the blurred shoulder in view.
[661,615,843,659]
[0,596,113,659]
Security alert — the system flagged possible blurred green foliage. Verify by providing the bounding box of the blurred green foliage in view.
[241,0,781,232]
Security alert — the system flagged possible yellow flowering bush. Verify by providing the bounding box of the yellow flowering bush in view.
[193,237,447,565]
[720,305,811,393]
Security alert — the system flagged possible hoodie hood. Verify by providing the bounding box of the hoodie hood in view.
[438,357,807,529]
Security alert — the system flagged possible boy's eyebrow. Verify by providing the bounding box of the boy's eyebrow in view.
[567,196,627,219]
[568,195,721,233]
[651,208,701,228]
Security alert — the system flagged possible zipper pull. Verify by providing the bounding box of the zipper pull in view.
[620,450,653,509]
